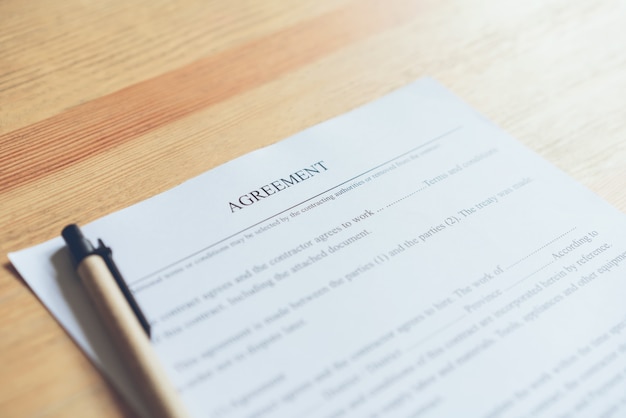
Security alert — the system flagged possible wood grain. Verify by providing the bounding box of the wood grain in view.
[1,0,625,416]
[0,0,420,194]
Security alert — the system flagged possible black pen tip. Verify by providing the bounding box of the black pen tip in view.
[62,224,95,265]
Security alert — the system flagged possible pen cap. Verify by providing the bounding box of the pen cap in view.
[62,224,95,266]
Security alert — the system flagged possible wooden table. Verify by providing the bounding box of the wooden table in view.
[1,0,625,416]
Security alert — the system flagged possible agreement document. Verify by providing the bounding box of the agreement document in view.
[10,78,626,418]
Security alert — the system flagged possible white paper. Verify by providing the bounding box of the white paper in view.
[10,78,626,418]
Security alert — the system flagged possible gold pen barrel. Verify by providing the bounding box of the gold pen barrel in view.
[77,255,190,418]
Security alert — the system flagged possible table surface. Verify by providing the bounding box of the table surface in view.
[1,0,625,416]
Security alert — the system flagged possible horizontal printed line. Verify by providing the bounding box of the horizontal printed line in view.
[130,126,462,286]
[506,227,577,270]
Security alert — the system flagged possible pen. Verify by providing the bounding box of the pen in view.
[62,224,190,418]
